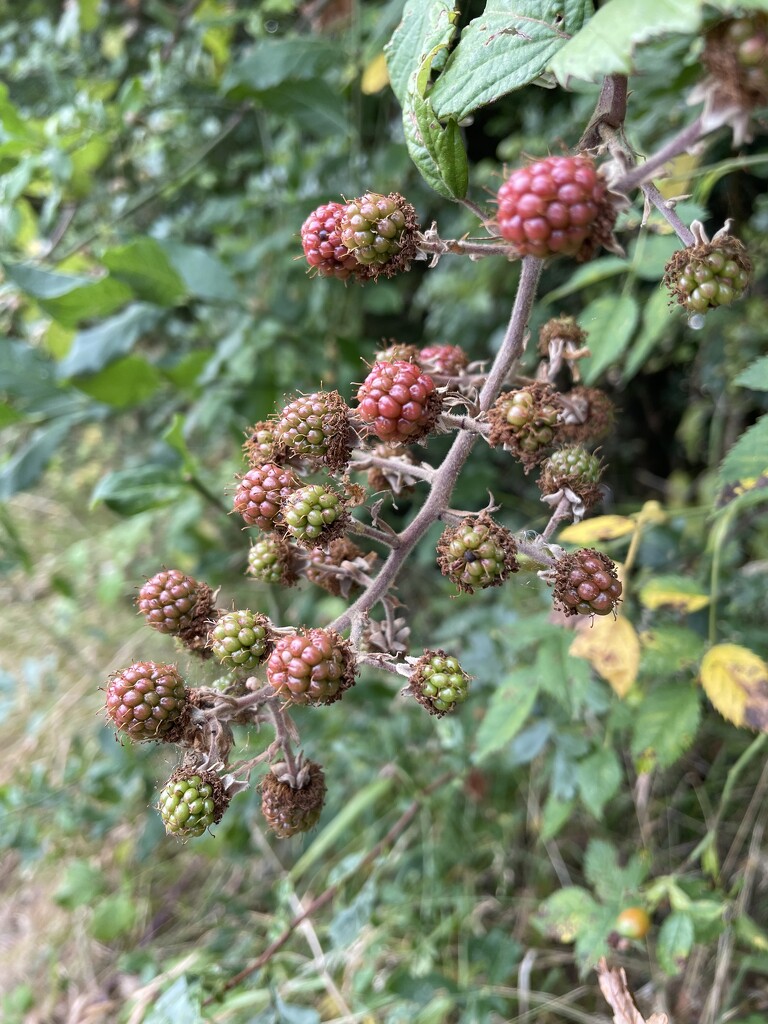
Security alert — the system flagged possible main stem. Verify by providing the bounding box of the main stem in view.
[330,256,544,635]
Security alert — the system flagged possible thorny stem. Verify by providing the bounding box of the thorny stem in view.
[350,449,436,482]
[541,496,574,542]
[438,412,490,436]
[458,196,498,234]
[417,237,516,259]
[642,182,696,246]
[347,518,400,548]
[613,114,705,194]
[330,257,544,636]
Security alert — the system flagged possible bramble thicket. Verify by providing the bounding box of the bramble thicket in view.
[3,2,768,1022]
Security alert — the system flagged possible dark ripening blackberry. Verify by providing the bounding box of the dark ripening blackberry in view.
[266,627,356,706]
[356,359,441,443]
[553,548,623,617]
[408,650,471,717]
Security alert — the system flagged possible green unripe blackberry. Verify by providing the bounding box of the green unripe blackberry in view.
[247,534,298,587]
[665,237,751,314]
[282,483,348,547]
[243,420,283,467]
[436,512,519,594]
[539,445,604,511]
[553,548,623,617]
[340,191,418,277]
[157,767,228,839]
[275,390,351,470]
[408,650,471,717]
[210,610,272,669]
[488,383,562,471]
[261,760,326,838]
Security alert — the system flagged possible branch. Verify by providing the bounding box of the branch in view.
[613,115,705,194]
[641,183,695,246]
[580,74,628,151]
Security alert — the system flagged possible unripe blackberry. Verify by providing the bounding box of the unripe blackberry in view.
[375,341,420,363]
[282,483,348,547]
[157,767,228,839]
[300,201,366,280]
[275,390,352,471]
[356,359,441,443]
[233,462,301,531]
[553,548,623,617]
[703,14,768,110]
[247,534,299,587]
[243,420,283,467]
[538,316,588,356]
[137,569,214,638]
[340,191,418,275]
[538,446,604,511]
[417,344,469,377]
[266,627,356,706]
[664,238,751,313]
[436,512,519,594]
[305,537,373,596]
[408,650,471,717]
[210,609,272,670]
[488,383,562,471]
[261,760,326,838]
[497,155,609,259]
[105,661,187,742]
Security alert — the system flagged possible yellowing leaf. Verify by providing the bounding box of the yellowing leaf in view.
[570,615,640,698]
[362,52,389,94]
[657,152,700,199]
[699,643,768,731]
[559,515,635,544]
[640,576,710,613]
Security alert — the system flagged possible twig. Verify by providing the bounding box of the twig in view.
[641,183,695,246]
[458,196,498,234]
[347,518,401,548]
[541,496,573,542]
[204,771,455,1003]
[438,412,490,436]
[350,449,436,482]
[613,115,705,194]
[580,74,629,151]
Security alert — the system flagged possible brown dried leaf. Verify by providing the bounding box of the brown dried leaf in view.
[596,958,668,1024]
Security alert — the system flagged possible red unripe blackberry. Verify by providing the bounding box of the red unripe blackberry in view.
[417,344,469,377]
[275,390,351,470]
[157,767,228,839]
[356,359,441,443]
[137,569,213,636]
[301,201,363,280]
[105,661,186,741]
[408,650,471,717]
[497,155,607,259]
[233,462,301,531]
[261,760,326,838]
[616,907,652,940]
[436,512,519,594]
[210,609,272,669]
[266,627,356,706]
[553,548,623,617]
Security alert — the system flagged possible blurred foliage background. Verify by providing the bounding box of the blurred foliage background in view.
[1,1,768,1022]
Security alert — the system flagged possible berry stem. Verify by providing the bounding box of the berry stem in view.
[458,196,498,235]
[438,412,490,437]
[263,699,302,780]
[329,257,543,635]
[641,182,695,246]
[347,519,401,548]
[541,495,573,542]
[350,450,436,482]
[613,114,705,193]
[416,236,516,260]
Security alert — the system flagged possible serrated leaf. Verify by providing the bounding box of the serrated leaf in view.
[735,355,768,391]
[631,684,701,769]
[559,515,636,543]
[222,37,337,92]
[56,303,161,378]
[102,238,187,306]
[535,886,600,943]
[718,415,768,486]
[699,643,768,731]
[639,627,705,678]
[639,575,710,613]
[430,0,593,121]
[579,294,640,384]
[91,464,183,516]
[402,72,468,199]
[657,911,694,975]
[550,0,703,85]
[473,668,540,763]
[72,355,162,408]
[577,747,622,819]
[385,0,460,107]
[570,615,640,698]
[585,840,647,905]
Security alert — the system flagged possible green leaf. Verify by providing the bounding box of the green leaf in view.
[539,794,574,842]
[579,294,640,384]
[404,92,468,200]
[622,286,674,381]
[535,886,600,943]
[734,355,768,391]
[0,419,74,500]
[473,668,540,763]
[630,684,701,770]
[103,238,187,306]
[551,0,703,85]
[91,464,183,516]
[431,0,593,121]
[161,242,239,302]
[72,355,162,408]
[576,747,622,819]
[3,262,89,299]
[163,414,199,475]
[385,0,461,108]
[656,911,694,975]
[718,414,768,486]
[584,838,647,905]
[54,860,105,909]
[222,37,338,93]
[540,256,627,304]
[4,263,133,327]
[57,303,161,378]
[89,891,137,943]
[639,627,705,680]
